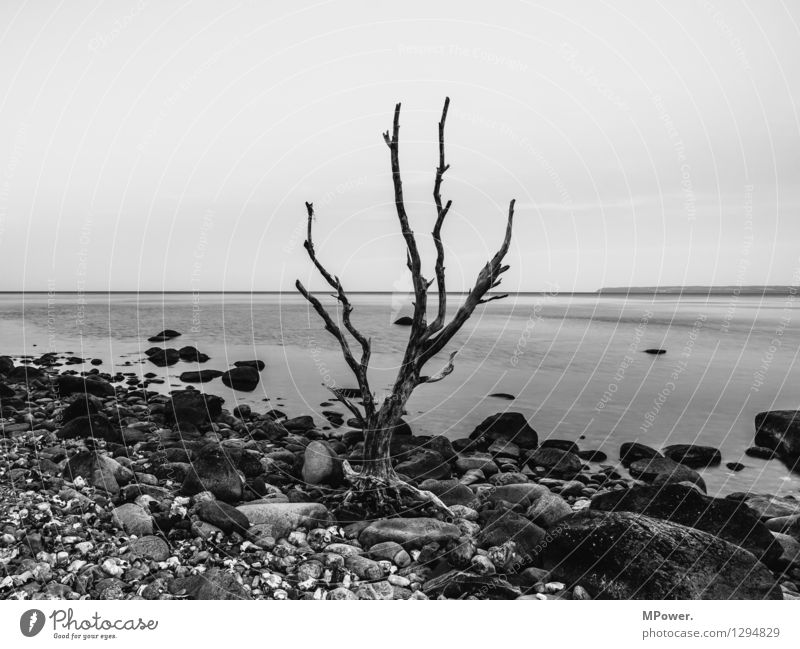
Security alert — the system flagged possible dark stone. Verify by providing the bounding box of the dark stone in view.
[469,412,538,450]
[619,442,663,467]
[234,360,265,371]
[147,329,181,343]
[166,390,224,425]
[745,446,777,460]
[179,370,223,383]
[196,500,250,535]
[178,346,209,363]
[7,365,45,382]
[578,449,607,462]
[477,510,547,557]
[418,479,475,507]
[543,510,782,599]
[754,411,800,465]
[0,382,15,398]
[540,439,580,454]
[55,374,115,397]
[643,348,667,355]
[395,449,450,481]
[56,413,116,441]
[628,456,706,492]
[488,393,515,400]
[181,445,243,503]
[526,447,582,479]
[662,444,722,468]
[727,462,746,472]
[146,348,180,367]
[177,568,251,600]
[60,397,99,423]
[284,415,315,431]
[221,366,260,392]
[393,316,413,326]
[423,570,521,599]
[0,356,15,374]
[591,483,781,565]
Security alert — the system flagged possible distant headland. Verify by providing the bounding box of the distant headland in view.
[597,285,799,296]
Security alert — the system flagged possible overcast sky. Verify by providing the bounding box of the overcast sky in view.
[0,0,798,292]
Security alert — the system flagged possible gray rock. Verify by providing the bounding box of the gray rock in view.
[359,517,461,550]
[128,536,170,561]
[526,492,572,528]
[237,502,333,540]
[112,503,154,537]
[301,440,343,486]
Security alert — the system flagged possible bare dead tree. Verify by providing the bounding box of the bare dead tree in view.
[296,98,515,517]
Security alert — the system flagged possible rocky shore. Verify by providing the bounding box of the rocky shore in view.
[1,346,800,601]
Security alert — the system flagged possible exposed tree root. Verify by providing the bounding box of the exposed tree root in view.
[337,461,453,521]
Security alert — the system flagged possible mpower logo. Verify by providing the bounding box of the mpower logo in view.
[20,609,45,637]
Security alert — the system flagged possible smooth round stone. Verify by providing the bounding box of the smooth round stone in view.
[129,535,170,562]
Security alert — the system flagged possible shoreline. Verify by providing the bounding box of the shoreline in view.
[1,348,799,600]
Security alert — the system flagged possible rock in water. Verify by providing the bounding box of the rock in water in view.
[178,346,209,363]
[359,518,461,550]
[146,348,180,366]
[591,483,781,565]
[301,440,343,486]
[147,329,181,342]
[628,456,706,492]
[179,369,224,383]
[619,442,662,467]
[221,366,260,392]
[662,443,722,468]
[754,411,800,467]
[468,412,538,449]
[234,360,266,371]
[543,510,782,599]
[393,316,413,326]
[181,445,243,502]
[643,348,667,355]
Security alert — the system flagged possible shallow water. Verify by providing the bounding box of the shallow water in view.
[1,291,799,497]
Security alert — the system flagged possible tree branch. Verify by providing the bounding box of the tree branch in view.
[295,279,374,418]
[300,203,374,416]
[384,102,427,334]
[418,350,457,384]
[325,385,366,426]
[427,97,451,339]
[419,199,515,367]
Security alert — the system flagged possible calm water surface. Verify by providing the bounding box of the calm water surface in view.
[1,292,798,497]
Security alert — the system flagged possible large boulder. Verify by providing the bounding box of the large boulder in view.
[301,440,343,486]
[196,500,250,535]
[181,445,243,502]
[468,412,538,450]
[178,346,209,363]
[112,503,154,537]
[55,374,115,397]
[236,502,333,540]
[542,510,782,599]
[147,329,181,342]
[166,390,224,425]
[628,456,706,492]
[476,510,547,557]
[525,491,572,529]
[485,483,549,507]
[56,413,116,441]
[395,449,450,481]
[526,447,582,479]
[221,366,260,392]
[662,444,722,468]
[60,397,99,423]
[591,483,781,565]
[755,411,800,466]
[418,479,476,507]
[359,517,461,550]
[62,451,133,495]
